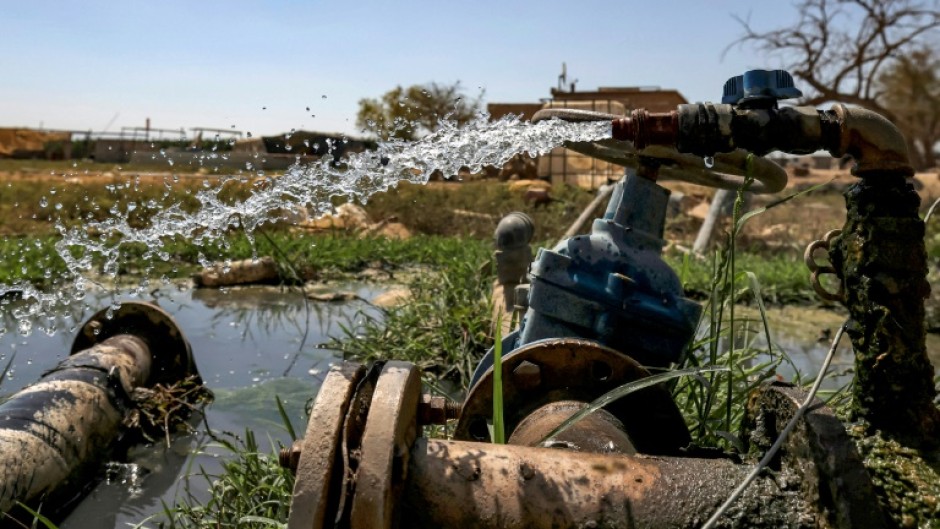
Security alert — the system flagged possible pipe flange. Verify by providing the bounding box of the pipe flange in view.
[454,338,691,454]
[71,301,198,386]
[349,361,422,529]
[287,362,365,529]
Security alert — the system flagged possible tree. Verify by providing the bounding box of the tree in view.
[879,48,940,168]
[356,82,483,141]
[731,0,940,168]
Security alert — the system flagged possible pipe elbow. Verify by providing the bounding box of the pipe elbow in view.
[495,212,534,250]
[830,104,914,177]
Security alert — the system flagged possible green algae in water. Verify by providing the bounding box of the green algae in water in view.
[850,425,940,527]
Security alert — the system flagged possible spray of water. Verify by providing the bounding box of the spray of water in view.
[0,114,611,336]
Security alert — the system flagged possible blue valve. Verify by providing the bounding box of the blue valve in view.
[721,69,802,107]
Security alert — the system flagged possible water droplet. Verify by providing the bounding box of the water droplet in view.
[39,197,48,208]
[704,156,715,169]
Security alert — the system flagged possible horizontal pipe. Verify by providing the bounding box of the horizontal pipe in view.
[0,335,151,516]
[828,103,913,176]
[612,103,914,178]
[400,439,807,528]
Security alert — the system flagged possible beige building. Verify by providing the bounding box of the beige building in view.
[489,86,687,188]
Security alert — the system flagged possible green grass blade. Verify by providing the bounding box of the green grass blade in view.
[15,502,58,529]
[274,395,297,442]
[537,365,728,445]
[237,515,286,527]
[492,321,505,444]
[744,271,773,357]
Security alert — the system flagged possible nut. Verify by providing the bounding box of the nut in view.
[417,394,462,425]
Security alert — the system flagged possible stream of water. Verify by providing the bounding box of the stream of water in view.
[0,116,611,338]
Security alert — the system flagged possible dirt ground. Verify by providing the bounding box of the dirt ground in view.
[659,167,940,252]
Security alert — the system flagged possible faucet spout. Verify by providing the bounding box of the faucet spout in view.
[827,103,913,177]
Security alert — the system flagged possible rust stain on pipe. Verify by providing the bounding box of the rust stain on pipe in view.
[401,439,810,528]
[828,104,913,177]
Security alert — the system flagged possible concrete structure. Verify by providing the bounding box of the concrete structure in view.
[488,86,688,189]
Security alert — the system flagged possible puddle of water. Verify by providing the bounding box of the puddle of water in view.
[0,284,382,528]
[729,305,940,388]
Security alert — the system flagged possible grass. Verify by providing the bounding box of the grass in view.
[138,429,294,529]
[323,237,493,391]
[491,321,505,444]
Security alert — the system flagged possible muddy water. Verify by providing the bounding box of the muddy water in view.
[732,305,940,387]
[0,284,382,529]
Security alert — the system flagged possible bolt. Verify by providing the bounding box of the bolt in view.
[512,360,541,390]
[84,320,103,340]
[445,399,462,420]
[417,394,462,425]
[278,440,303,472]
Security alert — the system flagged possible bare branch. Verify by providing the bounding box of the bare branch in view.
[731,0,940,168]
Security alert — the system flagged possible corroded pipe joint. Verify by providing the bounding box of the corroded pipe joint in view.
[676,103,735,155]
[827,104,914,177]
[610,102,913,179]
[401,439,804,529]
[674,103,825,157]
[610,109,678,150]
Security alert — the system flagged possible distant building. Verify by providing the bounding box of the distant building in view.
[488,86,688,189]
[0,128,73,159]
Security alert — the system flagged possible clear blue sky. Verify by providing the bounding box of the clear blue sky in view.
[1,1,803,137]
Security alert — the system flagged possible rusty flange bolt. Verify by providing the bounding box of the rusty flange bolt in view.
[512,360,541,390]
[416,394,462,426]
[279,439,303,471]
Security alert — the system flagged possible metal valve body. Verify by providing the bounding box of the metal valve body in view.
[515,170,701,367]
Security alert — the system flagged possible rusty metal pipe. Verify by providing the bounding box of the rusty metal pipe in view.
[400,439,807,528]
[612,103,915,178]
[0,335,150,515]
[0,302,197,521]
[828,103,913,176]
